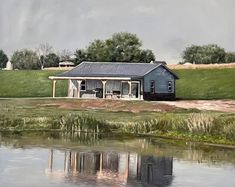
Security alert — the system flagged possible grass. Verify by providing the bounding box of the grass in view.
[175,68,235,99]
[0,70,67,97]
[0,98,234,145]
[1,68,235,99]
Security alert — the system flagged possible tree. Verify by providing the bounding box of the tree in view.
[182,44,226,64]
[74,32,155,63]
[0,50,8,69]
[36,43,53,69]
[74,49,88,65]
[137,49,156,63]
[44,53,60,67]
[225,52,235,63]
[86,39,108,61]
[58,49,72,61]
[106,32,143,62]
[11,49,40,70]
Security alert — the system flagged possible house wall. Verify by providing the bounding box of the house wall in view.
[143,66,176,100]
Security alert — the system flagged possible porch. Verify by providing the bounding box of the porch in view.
[49,77,143,100]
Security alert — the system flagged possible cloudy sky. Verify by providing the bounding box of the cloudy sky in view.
[0,0,235,63]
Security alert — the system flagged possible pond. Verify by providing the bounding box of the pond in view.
[0,132,235,187]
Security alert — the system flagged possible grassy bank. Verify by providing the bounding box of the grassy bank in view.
[0,68,235,99]
[0,99,234,145]
[175,68,235,99]
[0,70,67,97]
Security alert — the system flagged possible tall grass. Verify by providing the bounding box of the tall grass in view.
[115,113,235,141]
[56,113,110,133]
[0,112,234,143]
[0,113,110,133]
[186,113,214,134]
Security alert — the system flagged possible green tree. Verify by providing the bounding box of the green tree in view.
[182,44,226,64]
[225,52,235,63]
[106,32,142,62]
[74,49,88,65]
[44,53,60,67]
[11,49,40,69]
[0,50,9,69]
[86,39,108,61]
[74,32,155,63]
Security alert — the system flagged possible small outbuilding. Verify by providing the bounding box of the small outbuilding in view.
[49,61,179,100]
[59,61,75,68]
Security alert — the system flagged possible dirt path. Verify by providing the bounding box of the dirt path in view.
[160,100,235,112]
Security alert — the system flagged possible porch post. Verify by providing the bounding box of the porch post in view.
[68,79,71,97]
[102,80,107,99]
[138,81,141,99]
[128,81,132,96]
[52,80,57,98]
[77,80,82,98]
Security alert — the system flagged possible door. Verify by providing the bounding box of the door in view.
[131,82,139,98]
[121,82,129,96]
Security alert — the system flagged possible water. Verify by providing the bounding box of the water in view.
[0,132,235,187]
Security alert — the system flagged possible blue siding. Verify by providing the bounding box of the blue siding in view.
[144,66,175,93]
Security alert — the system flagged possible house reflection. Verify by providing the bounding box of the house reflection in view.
[46,149,173,186]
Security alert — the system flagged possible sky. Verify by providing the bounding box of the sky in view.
[0,0,235,64]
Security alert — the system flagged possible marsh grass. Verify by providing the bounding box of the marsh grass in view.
[0,111,234,144]
[186,113,215,134]
[55,113,110,133]
[115,112,235,142]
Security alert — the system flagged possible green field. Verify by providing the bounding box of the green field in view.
[175,68,235,99]
[0,68,235,99]
[0,70,67,97]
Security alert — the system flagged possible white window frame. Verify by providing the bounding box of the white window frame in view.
[168,81,172,92]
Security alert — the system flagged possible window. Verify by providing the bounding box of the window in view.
[80,80,86,91]
[168,81,172,92]
[150,80,155,94]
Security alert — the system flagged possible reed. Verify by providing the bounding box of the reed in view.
[56,113,110,133]
[186,113,215,134]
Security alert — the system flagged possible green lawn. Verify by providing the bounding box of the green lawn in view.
[0,70,67,97]
[175,68,235,99]
[0,68,235,99]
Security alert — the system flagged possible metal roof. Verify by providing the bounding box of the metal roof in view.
[56,61,179,79]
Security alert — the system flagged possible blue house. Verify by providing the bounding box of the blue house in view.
[49,61,179,100]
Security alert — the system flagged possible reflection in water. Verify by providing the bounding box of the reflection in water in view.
[46,150,173,186]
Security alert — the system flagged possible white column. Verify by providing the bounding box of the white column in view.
[77,80,82,98]
[128,81,132,97]
[52,80,57,98]
[102,80,107,99]
[138,81,141,99]
[68,79,71,97]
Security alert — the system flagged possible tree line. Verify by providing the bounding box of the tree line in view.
[1,32,235,70]
[0,32,155,70]
[181,44,235,64]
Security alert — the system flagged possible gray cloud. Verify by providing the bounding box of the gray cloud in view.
[0,0,235,63]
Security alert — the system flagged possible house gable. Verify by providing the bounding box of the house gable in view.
[144,65,176,94]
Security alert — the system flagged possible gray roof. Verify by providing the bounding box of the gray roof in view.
[57,61,179,79]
